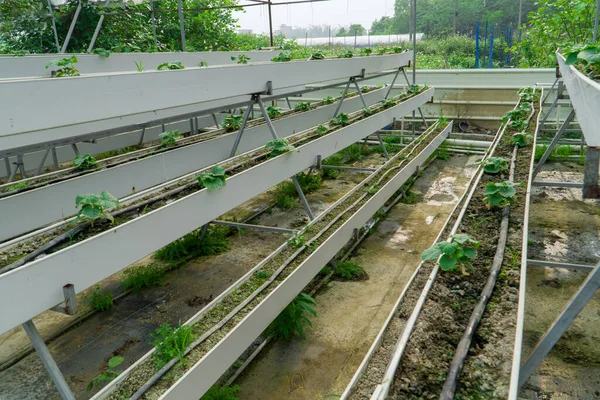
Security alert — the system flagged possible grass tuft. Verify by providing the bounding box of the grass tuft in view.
[154,227,229,263]
[122,264,166,292]
[201,384,240,400]
[333,261,368,281]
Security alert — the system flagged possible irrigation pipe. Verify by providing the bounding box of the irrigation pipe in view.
[440,144,517,399]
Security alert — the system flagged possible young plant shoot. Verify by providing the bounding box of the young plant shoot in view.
[421,234,480,275]
[86,356,124,391]
[478,157,509,174]
[45,55,80,77]
[157,61,184,70]
[197,166,227,191]
[269,292,317,340]
[512,132,532,147]
[267,105,283,119]
[221,114,243,131]
[265,138,295,157]
[74,191,120,226]
[294,102,312,112]
[73,153,98,170]
[330,113,350,126]
[159,130,180,148]
[483,181,520,209]
[232,54,250,64]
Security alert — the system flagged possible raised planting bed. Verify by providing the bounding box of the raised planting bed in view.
[0,86,384,243]
[92,120,451,400]
[0,52,411,152]
[0,87,433,336]
[343,88,541,400]
[557,52,600,147]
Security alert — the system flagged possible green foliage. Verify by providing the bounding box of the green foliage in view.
[502,102,532,122]
[315,124,328,135]
[564,43,600,80]
[322,96,335,105]
[518,87,540,102]
[268,292,317,340]
[74,191,119,226]
[275,191,297,210]
[362,107,373,117]
[309,50,326,60]
[334,261,367,280]
[135,60,144,72]
[159,130,180,148]
[197,166,227,191]
[330,113,350,126]
[155,227,229,262]
[271,51,292,62]
[122,265,166,292]
[7,181,29,192]
[255,270,271,280]
[339,50,354,58]
[199,60,209,67]
[86,356,124,391]
[45,55,80,77]
[265,138,295,157]
[508,119,527,131]
[512,132,533,147]
[294,102,312,112]
[381,98,396,109]
[73,153,98,170]
[408,84,421,95]
[287,232,310,249]
[88,285,113,312]
[201,385,240,400]
[360,48,373,57]
[157,61,184,70]
[421,234,480,274]
[478,157,509,174]
[295,172,323,193]
[376,47,389,55]
[436,142,451,160]
[221,114,243,131]
[266,106,283,119]
[391,46,403,54]
[231,54,250,64]
[150,322,194,367]
[92,48,110,58]
[483,181,520,209]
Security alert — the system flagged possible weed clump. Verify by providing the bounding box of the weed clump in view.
[88,285,114,311]
[201,384,240,400]
[268,292,317,340]
[154,227,229,262]
[122,264,166,292]
[333,261,368,281]
[150,322,195,367]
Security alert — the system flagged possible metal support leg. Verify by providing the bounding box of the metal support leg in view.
[519,263,600,387]
[583,147,600,198]
[4,157,11,180]
[541,77,558,105]
[385,67,402,99]
[50,284,77,315]
[286,97,292,109]
[212,114,219,128]
[16,155,26,179]
[138,128,146,146]
[375,132,390,160]
[70,143,80,157]
[292,176,315,220]
[194,117,199,135]
[541,80,564,126]
[22,320,76,400]
[36,148,52,176]
[199,224,210,241]
[46,0,61,52]
[60,0,82,53]
[401,68,428,128]
[51,147,59,169]
[7,161,18,183]
[353,80,368,109]
[333,79,353,118]
[87,0,112,52]
[189,118,194,136]
[256,96,279,140]
[533,109,575,180]
[229,98,255,157]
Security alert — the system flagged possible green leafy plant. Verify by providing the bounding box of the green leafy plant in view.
[92,48,110,58]
[159,130,180,148]
[122,264,166,292]
[330,113,350,126]
[287,232,309,249]
[267,105,283,119]
[334,261,367,280]
[7,181,29,192]
[361,48,373,56]
[73,153,98,170]
[421,234,480,274]
[157,61,184,70]
[294,101,312,112]
[408,84,421,94]
[309,50,326,60]
[512,132,533,147]
[88,285,113,311]
[271,51,292,62]
[86,356,124,391]
[150,322,194,367]
[315,124,328,135]
[199,60,209,67]
[362,107,373,117]
[201,384,240,400]
[45,55,80,77]
[255,271,271,279]
[483,181,520,209]
[376,47,389,55]
[221,114,243,131]
[322,96,335,105]
[564,44,600,80]
[135,60,144,72]
[197,166,227,191]
[381,98,396,109]
[391,46,403,53]
[155,227,229,262]
[265,138,295,157]
[508,119,527,130]
[478,156,509,174]
[74,191,119,226]
[339,50,354,58]
[232,54,250,64]
[268,292,317,340]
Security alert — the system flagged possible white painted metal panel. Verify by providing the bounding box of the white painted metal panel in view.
[405,68,555,88]
[0,51,278,80]
[160,118,449,400]
[0,88,388,242]
[0,88,432,335]
[0,53,411,150]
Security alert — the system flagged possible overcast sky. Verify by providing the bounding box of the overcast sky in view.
[234,0,395,33]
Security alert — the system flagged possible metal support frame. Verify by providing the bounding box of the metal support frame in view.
[177,0,186,52]
[70,143,80,157]
[88,0,112,53]
[60,0,82,53]
[527,259,595,271]
[138,128,146,146]
[532,109,575,180]
[22,319,76,400]
[36,148,52,176]
[210,220,296,234]
[540,79,564,127]
[401,68,428,129]
[4,157,10,180]
[385,68,402,99]
[50,284,78,315]
[333,78,353,118]
[541,77,558,106]
[519,263,600,387]
[583,146,600,198]
[46,0,61,53]
[51,147,59,169]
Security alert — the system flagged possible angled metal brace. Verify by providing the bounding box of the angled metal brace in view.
[60,0,82,53]
[519,263,600,387]
[401,68,429,128]
[540,80,564,126]
[199,224,210,242]
[353,80,369,109]
[541,77,559,105]
[4,157,10,180]
[138,127,146,145]
[88,0,112,52]
[292,176,315,220]
[50,284,77,315]
[333,78,353,118]
[532,109,575,180]
[36,148,52,176]
[51,147,59,169]
[212,113,219,128]
[46,0,61,53]
[375,132,390,160]
[70,143,80,157]
[229,96,256,157]
[385,67,402,99]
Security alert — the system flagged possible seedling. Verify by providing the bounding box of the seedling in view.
[45,55,80,77]
[287,232,309,248]
[315,124,328,135]
[88,285,113,311]
[150,322,194,367]
[322,96,335,105]
[135,60,144,72]
[339,50,354,58]
[294,102,312,112]
[361,86,372,93]
[73,153,98,170]
[255,270,271,279]
[478,157,509,174]
[197,166,227,191]
[512,132,532,147]
[74,191,120,226]
[508,119,527,131]
[310,50,326,60]
[502,103,532,122]
[157,61,184,70]
[361,48,373,56]
[199,60,208,67]
[265,138,295,157]
[376,47,388,55]
[159,130,180,148]
[267,106,283,119]
[421,234,480,274]
[391,46,403,53]
[221,114,243,131]
[408,84,421,94]
[334,261,367,280]
[483,181,520,209]
[271,51,292,62]
[381,98,396,109]
[330,113,350,126]
[362,107,372,117]
[86,356,124,391]
[231,54,250,64]
[92,48,110,58]
[268,292,317,340]
[366,185,379,195]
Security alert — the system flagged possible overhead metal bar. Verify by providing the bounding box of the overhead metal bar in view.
[88,0,112,52]
[60,0,82,53]
[527,259,595,271]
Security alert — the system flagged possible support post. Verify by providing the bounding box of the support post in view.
[212,114,219,128]
[353,80,368,109]
[268,0,274,47]
[50,284,78,315]
[199,224,209,242]
[229,98,255,157]
[60,0,83,53]
[333,79,353,118]
[47,0,61,52]
[70,143,80,157]
[375,132,390,160]
[519,263,600,387]
[583,147,600,199]
[150,0,158,48]
[475,22,480,68]
[532,109,575,179]
[22,320,76,400]
[4,157,11,180]
[138,128,146,146]
[36,148,52,176]
[256,96,279,140]
[385,67,402,99]
[177,0,186,52]
[292,176,315,220]
[16,155,26,180]
[87,0,112,53]
[51,147,59,169]
[401,68,428,128]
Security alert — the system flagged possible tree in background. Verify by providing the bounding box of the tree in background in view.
[335,27,348,37]
[336,24,366,37]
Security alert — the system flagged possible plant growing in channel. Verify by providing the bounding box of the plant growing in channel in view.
[159,130,180,148]
[362,107,373,117]
[391,46,403,53]
[508,118,527,131]
[199,60,209,67]
[408,84,421,94]
[483,181,520,209]
[150,322,194,367]
[330,113,350,126]
[197,166,227,191]
[287,232,311,249]
[421,234,479,274]
[265,138,295,157]
[88,285,113,311]
[74,191,120,226]
[268,292,317,340]
[73,153,98,170]
[86,356,124,391]
[315,124,328,135]
[271,51,292,62]
[231,54,250,64]
[564,44,600,80]
[322,96,335,105]
[157,61,184,70]
[221,114,243,131]
[381,98,396,109]
[92,48,110,58]
[478,157,509,174]
[267,105,283,119]
[512,132,533,147]
[361,48,373,56]
[45,55,80,77]
[339,50,354,58]
[376,47,388,55]
[294,102,312,112]
[135,60,144,72]
[309,50,326,60]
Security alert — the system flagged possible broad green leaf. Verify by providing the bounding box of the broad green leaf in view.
[108,356,124,368]
[462,246,477,260]
[439,254,457,271]
[421,246,442,260]
[452,233,471,244]
[498,185,517,198]
[484,184,500,195]
[210,165,226,176]
[76,193,96,206]
[437,241,456,255]
[81,205,101,219]
[202,176,224,191]
[578,49,600,63]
